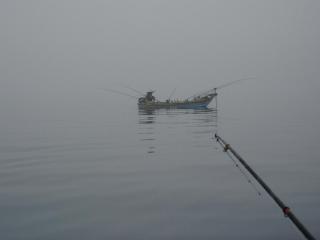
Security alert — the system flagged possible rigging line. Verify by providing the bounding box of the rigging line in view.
[115,82,145,96]
[215,76,256,90]
[186,76,255,100]
[225,149,262,196]
[216,139,261,196]
[99,88,139,99]
[122,85,145,96]
[167,87,177,100]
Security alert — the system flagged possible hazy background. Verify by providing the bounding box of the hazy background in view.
[0,1,319,239]
[1,0,320,138]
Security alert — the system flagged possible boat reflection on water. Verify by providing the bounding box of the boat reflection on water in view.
[138,107,217,154]
[138,108,157,153]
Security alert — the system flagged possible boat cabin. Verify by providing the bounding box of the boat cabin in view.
[145,91,155,101]
[138,91,156,104]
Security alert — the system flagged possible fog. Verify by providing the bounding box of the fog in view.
[1,0,320,146]
[1,1,320,239]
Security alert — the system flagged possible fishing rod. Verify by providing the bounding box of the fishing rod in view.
[99,88,140,99]
[214,133,316,240]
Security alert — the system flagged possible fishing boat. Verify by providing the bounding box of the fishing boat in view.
[102,77,253,109]
[138,90,217,109]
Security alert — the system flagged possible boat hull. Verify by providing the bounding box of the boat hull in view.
[138,94,216,109]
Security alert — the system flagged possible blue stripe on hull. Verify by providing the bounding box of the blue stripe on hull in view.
[176,102,209,109]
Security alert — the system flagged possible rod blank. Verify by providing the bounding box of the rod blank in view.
[214,133,316,240]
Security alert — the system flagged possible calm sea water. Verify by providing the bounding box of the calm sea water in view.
[0,97,319,240]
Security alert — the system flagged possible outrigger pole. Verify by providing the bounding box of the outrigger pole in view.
[214,134,316,240]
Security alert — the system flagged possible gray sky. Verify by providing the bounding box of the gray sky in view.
[1,0,320,122]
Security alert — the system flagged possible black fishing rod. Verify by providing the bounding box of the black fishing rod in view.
[214,133,316,240]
